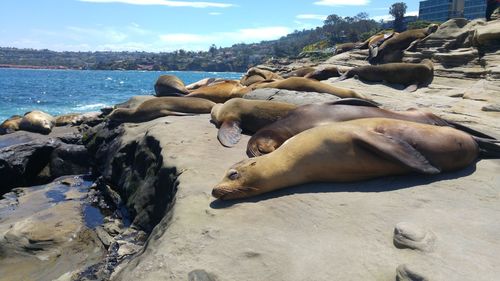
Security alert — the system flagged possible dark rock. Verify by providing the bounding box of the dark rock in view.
[48,143,92,178]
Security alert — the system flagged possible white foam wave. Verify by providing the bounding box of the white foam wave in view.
[74,103,108,110]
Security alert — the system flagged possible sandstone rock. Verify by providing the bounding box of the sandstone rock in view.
[473,20,500,46]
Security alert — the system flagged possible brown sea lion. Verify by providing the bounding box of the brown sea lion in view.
[19,111,55,135]
[210,98,297,147]
[186,80,251,103]
[0,115,23,135]
[357,33,395,49]
[335,42,357,54]
[185,78,227,91]
[247,99,495,157]
[282,67,316,78]
[304,66,346,81]
[108,97,215,123]
[154,75,189,97]
[370,24,438,63]
[253,77,369,100]
[213,117,500,200]
[55,113,83,126]
[240,67,283,86]
[336,60,434,92]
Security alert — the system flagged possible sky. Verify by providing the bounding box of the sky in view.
[0,0,420,52]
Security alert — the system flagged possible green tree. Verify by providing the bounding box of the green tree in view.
[390,2,407,32]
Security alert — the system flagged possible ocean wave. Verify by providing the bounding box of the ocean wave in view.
[73,103,108,111]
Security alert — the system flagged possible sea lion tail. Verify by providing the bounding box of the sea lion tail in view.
[473,137,500,159]
[445,120,497,140]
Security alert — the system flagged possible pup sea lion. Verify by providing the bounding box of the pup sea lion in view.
[154,75,189,97]
[370,24,438,63]
[240,67,283,86]
[186,80,251,103]
[336,60,434,92]
[108,97,215,123]
[0,115,22,135]
[247,99,495,157]
[253,77,369,100]
[210,98,297,147]
[19,111,55,135]
[304,66,345,81]
[213,118,500,200]
[282,67,316,78]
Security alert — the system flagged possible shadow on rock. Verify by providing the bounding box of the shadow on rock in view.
[210,162,477,209]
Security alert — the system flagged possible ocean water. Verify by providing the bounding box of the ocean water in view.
[0,68,243,121]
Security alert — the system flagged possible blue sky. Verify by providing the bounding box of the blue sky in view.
[0,0,420,52]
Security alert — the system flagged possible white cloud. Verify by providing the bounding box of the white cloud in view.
[66,26,128,42]
[296,14,327,20]
[159,26,291,49]
[209,12,222,15]
[79,0,234,8]
[314,0,369,6]
[406,10,419,17]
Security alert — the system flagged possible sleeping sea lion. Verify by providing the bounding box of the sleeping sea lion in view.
[185,78,227,91]
[240,67,283,86]
[210,98,297,147]
[19,111,55,135]
[108,97,215,123]
[0,115,23,135]
[247,99,496,157]
[370,24,438,63]
[357,33,396,49]
[335,42,357,54]
[304,66,345,81]
[154,75,189,96]
[282,67,316,78]
[336,60,434,92]
[252,77,369,100]
[213,117,500,200]
[186,80,251,103]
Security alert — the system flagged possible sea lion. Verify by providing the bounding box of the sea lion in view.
[336,60,434,92]
[108,97,215,123]
[19,111,55,135]
[253,77,369,100]
[55,113,84,126]
[185,78,227,91]
[335,42,357,54]
[0,115,23,135]
[247,99,495,157]
[240,67,283,86]
[370,24,439,63]
[304,65,345,81]
[186,80,251,103]
[358,33,393,49]
[213,117,500,200]
[282,67,316,78]
[154,75,189,97]
[210,98,297,147]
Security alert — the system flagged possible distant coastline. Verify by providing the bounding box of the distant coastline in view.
[0,64,72,70]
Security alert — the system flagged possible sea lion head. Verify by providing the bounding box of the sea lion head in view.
[426,24,439,35]
[212,159,264,200]
[246,130,285,157]
[107,108,131,123]
[210,104,223,126]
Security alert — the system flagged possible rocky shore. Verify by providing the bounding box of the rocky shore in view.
[0,18,499,281]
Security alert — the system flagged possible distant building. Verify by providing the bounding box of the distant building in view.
[419,0,465,22]
[464,0,488,19]
[381,16,419,30]
[419,0,498,21]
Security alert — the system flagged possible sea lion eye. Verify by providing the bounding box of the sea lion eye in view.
[228,169,239,180]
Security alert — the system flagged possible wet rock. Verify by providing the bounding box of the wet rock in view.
[393,222,436,252]
[48,143,92,178]
[95,226,114,247]
[244,88,340,105]
[0,176,105,281]
[396,264,430,281]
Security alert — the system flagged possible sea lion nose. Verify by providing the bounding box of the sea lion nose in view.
[211,187,225,199]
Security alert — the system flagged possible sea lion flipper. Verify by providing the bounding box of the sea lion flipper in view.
[404,84,418,92]
[354,131,441,174]
[326,98,380,108]
[369,45,379,58]
[218,120,242,147]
